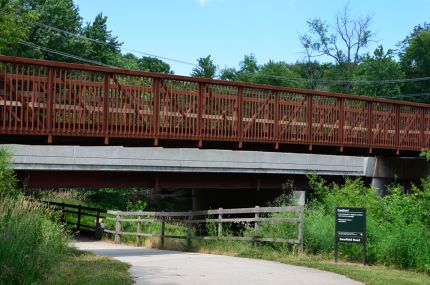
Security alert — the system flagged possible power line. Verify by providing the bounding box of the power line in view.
[4,8,430,86]
[13,40,430,103]
[1,8,198,67]
[18,40,117,68]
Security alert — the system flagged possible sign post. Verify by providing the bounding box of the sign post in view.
[335,207,366,265]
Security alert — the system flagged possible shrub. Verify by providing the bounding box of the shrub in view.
[304,173,430,272]
[0,197,70,285]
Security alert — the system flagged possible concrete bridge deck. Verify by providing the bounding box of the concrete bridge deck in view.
[8,144,428,190]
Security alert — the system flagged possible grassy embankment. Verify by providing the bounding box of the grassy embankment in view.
[0,148,133,285]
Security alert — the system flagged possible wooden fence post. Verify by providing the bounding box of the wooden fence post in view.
[136,214,141,247]
[161,211,165,248]
[298,206,304,254]
[254,206,260,231]
[218,208,223,237]
[187,210,192,249]
[77,205,81,232]
[115,214,121,244]
[60,202,65,225]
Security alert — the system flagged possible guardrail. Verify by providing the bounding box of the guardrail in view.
[1,55,430,153]
[105,206,304,253]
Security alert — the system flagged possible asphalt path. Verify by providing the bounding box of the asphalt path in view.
[74,240,363,285]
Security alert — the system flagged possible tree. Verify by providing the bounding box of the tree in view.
[254,61,303,88]
[219,54,259,82]
[353,46,404,98]
[219,67,237,81]
[0,0,38,54]
[82,13,122,65]
[300,5,374,68]
[191,55,217,78]
[15,0,84,61]
[299,4,374,94]
[399,23,430,101]
[236,54,259,82]
[137,56,172,73]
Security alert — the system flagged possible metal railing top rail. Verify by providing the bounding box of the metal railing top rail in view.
[1,54,429,109]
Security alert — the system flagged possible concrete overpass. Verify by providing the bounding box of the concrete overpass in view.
[10,144,427,189]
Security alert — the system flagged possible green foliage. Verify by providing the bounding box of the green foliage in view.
[304,175,430,272]
[0,197,70,285]
[191,55,217,78]
[80,13,121,65]
[399,23,430,101]
[254,60,304,88]
[0,0,38,53]
[353,46,405,98]
[15,0,84,61]
[0,148,18,197]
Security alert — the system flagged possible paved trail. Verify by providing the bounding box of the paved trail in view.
[74,240,363,285]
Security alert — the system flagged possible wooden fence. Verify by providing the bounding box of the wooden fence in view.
[105,206,304,253]
[44,201,107,235]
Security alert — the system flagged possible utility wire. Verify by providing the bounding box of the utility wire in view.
[1,8,198,67]
[13,40,430,103]
[19,40,117,68]
[4,8,430,86]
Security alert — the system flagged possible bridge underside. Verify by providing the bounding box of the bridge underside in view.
[17,170,325,190]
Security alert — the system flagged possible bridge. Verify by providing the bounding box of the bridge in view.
[1,55,430,155]
[1,56,429,208]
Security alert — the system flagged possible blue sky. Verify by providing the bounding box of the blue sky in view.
[74,0,430,75]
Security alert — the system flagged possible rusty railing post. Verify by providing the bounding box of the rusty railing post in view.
[47,67,55,143]
[367,101,373,153]
[197,83,204,147]
[152,78,161,146]
[421,108,426,149]
[338,97,344,152]
[274,91,280,149]
[307,95,313,150]
[103,73,110,144]
[395,104,400,154]
[237,86,244,148]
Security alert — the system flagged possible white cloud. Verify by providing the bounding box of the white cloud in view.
[197,0,211,7]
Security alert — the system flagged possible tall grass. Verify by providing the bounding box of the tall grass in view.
[0,197,70,285]
[0,147,70,285]
[304,174,430,273]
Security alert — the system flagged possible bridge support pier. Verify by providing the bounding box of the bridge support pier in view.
[370,177,389,195]
[366,157,429,194]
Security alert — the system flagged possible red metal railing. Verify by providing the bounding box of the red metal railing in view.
[1,55,429,153]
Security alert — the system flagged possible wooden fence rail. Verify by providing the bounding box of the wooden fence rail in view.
[105,205,304,253]
[43,201,107,236]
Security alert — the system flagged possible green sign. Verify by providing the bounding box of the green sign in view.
[335,207,367,264]
[336,207,365,243]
